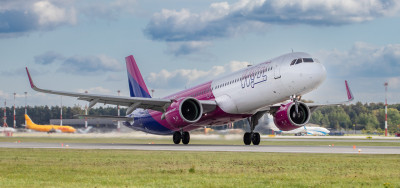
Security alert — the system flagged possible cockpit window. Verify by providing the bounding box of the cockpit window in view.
[291,58,318,66]
[290,59,296,66]
[303,58,314,62]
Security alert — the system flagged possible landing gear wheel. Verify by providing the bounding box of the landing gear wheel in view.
[252,132,261,145]
[182,132,190,145]
[243,132,251,145]
[173,131,181,144]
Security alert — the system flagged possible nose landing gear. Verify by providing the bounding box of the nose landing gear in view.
[243,111,265,145]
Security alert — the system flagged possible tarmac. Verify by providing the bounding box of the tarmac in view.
[1,141,399,154]
[1,132,399,154]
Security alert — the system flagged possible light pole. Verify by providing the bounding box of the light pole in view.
[13,92,16,128]
[60,96,63,126]
[151,89,155,97]
[24,92,27,126]
[3,100,7,128]
[117,90,121,132]
[384,82,388,136]
[85,91,88,128]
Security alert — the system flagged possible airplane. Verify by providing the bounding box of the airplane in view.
[302,126,330,136]
[26,52,353,145]
[0,127,16,133]
[77,126,93,134]
[25,114,76,133]
[267,115,330,136]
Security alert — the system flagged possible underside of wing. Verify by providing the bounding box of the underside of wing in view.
[26,67,172,113]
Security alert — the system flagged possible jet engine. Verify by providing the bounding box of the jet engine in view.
[165,97,203,128]
[273,101,311,131]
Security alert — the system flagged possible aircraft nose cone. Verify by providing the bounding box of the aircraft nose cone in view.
[284,62,327,94]
[315,63,327,86]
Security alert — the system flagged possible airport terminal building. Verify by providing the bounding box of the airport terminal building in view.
[50,119,118,132]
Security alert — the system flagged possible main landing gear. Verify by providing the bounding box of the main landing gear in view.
[243,132,260,145]
[173,131,190,145]
[243,112,265,145]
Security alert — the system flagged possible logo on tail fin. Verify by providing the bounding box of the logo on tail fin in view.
[126,55,152,98]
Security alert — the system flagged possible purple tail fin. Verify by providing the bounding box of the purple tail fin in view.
[125,55,151,98]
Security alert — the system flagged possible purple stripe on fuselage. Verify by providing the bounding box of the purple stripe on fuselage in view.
[131,81,251,135]
[125,109,174,135]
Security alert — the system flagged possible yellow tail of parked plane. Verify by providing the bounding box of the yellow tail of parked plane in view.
[25,114,76,133]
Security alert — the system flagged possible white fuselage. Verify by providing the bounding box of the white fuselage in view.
[211,52,326,114]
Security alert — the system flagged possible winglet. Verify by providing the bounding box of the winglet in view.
[26,67,37,89]
[345,80,354,101]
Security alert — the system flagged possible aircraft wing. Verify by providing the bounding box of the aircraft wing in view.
[306,80,354,112]
[26,68,216,114]
[26,67,172,113]
[269,80,354,114]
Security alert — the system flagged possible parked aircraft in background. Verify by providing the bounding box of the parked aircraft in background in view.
[0,127,16,133]
[26,52,353,145]
[267,115,330,135]
[25,114,76,133]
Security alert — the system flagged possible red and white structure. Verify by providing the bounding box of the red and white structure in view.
[3,100,7,128]
[85,91,88,129]
[24,92,27,126]
[60,96,63,126]
[117,90,121,132]
[384,82,388,136]
[13,92,16,128]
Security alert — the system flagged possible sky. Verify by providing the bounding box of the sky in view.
[1,0,400,108]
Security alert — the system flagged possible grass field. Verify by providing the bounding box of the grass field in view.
[0,148,399,187]
[1,136,400,147]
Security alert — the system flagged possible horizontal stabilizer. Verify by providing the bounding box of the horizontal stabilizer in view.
[74,115,133,121]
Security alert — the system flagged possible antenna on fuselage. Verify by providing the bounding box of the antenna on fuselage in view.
[291,48,293,53]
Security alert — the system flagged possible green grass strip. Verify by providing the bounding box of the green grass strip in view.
[0,148,399,187]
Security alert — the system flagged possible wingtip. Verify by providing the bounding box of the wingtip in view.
[25,67,36,89]
[345,80,354,101]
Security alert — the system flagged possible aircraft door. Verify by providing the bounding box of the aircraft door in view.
[274,64,281,79]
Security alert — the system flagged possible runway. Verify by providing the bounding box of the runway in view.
[1,142,399,154]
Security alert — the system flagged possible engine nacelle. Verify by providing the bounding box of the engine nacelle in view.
[273,101,311,131]
[165,97,203,128]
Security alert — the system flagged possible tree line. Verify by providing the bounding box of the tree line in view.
[2,102,400,133]
[310,102,400,133]
[1,105,126,128]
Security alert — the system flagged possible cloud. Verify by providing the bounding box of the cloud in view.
[1,67,44,77]
[0,90,10,99]
[77,87,112,94]
[166,41,212,56]
[34,51,64,65]
[388,77,400,89]
[33,1,77,26]
[80,0,137,20]
[229,61,251,72]
[0,0,77,37]
[144,0,400,55]
[0,0,137,38]
[317,42,400,77]
[146,60,249,89]
[59,55,123,74]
